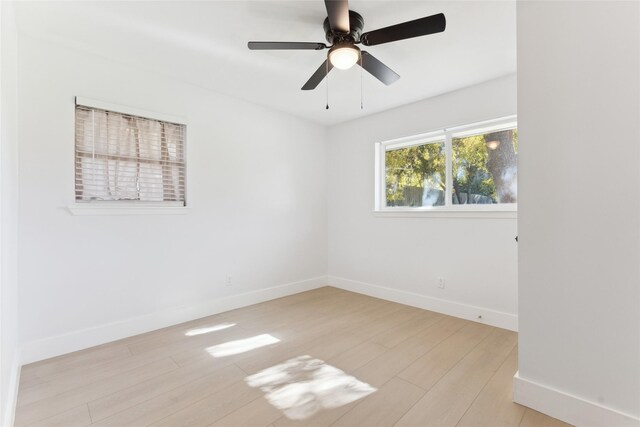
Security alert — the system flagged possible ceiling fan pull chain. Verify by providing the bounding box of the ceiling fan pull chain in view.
[325,59,330,110]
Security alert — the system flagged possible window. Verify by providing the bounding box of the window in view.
[376,117,517,212]
[385,137,446,207]
[452,127,518,205]
[75,102,186,205]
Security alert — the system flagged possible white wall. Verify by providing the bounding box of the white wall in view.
[327,74,518,329]
[0,1,21,425]
[17,34,328,363]
[515,2,640,426]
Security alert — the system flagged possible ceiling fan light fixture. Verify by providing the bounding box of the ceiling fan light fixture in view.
[328,43,360,70]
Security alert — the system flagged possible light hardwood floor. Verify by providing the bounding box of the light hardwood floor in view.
[15,287,572,427]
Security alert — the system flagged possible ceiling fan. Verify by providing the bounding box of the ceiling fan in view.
[248,0,446,90]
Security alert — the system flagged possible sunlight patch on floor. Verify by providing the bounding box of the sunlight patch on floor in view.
[206,334,280,357]
[185,322,236,336]
[245,355,376,420]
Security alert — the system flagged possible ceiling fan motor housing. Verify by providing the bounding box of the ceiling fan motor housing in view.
[323,10,365,44]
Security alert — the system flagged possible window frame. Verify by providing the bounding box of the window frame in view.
[374,116,517,218]
[69,97,191,216]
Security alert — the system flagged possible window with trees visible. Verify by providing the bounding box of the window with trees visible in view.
[377,117,517,211]
[75,104,186,205]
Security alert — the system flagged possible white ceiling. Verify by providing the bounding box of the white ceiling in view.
[14,1,516,126]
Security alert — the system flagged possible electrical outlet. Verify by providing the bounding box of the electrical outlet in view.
[437,277,445,289]
[225,274,232,286]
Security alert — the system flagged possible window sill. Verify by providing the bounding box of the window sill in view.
[372,209,517,219]
[67,204,190,216]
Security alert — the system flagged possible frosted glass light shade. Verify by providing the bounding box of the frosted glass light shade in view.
[329,46,360,70]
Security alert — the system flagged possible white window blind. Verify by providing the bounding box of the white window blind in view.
[75,104,186,204]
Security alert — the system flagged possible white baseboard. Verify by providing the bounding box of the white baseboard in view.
[2,349,21,427]
[21,276,328,365]
[328,275,518,331]
[513,371,640,427]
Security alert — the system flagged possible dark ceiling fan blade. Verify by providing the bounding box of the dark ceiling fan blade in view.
[324,0,350,33]
[360,51,400,85]
[360,13,446,46]
[301,59,334,90]
[248,41,327,50]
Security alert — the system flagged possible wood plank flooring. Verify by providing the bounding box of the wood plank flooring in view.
[15,287,572,427]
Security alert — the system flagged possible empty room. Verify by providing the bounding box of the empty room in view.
[0,1,638,426]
